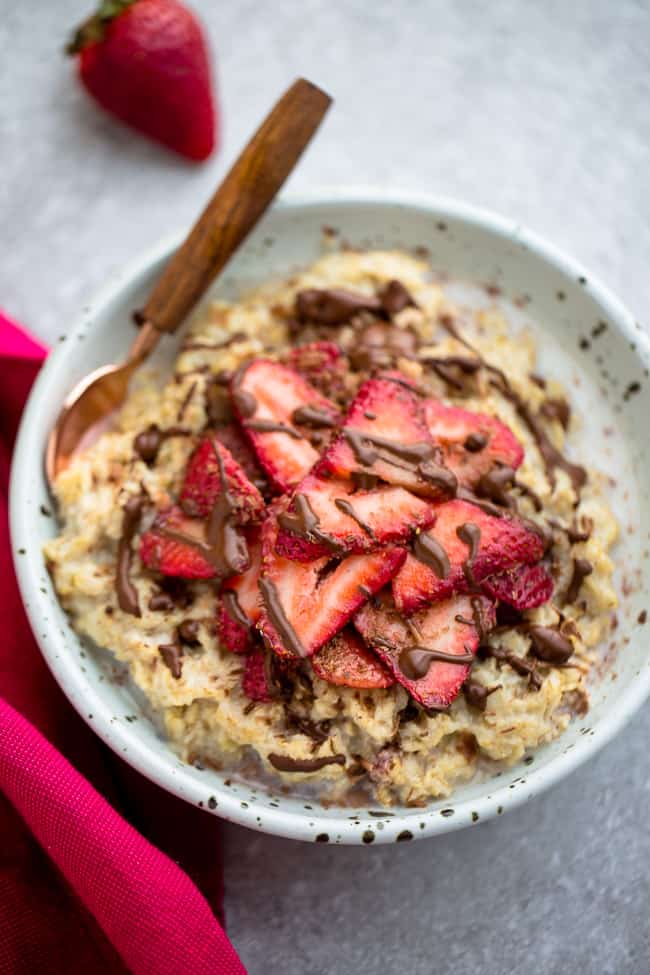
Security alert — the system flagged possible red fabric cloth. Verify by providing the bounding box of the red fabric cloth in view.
[0,311,247,975]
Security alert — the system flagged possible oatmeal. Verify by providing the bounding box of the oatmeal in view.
[45,250,618,806]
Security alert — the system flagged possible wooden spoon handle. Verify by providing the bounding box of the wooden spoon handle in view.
[141,78,332,334]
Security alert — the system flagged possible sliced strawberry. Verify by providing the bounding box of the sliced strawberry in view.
[312,628,395,689]
[482,562,554,610]
[392,498,545,613]
[140,504,249,580]
[355,595,496,708]
[213,423,267,488]
[218,531,263,654]
[140,506,216,579]
[257,510,406,658]
[242,647,275,703]
[231,360,341,492]
[179,436,265,521]
[287,341,347,399]
[315,374,457,498]
[274,473,436,561]
[424,400,524,489]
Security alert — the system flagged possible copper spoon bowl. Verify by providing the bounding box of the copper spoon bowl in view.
[45,78,332,488]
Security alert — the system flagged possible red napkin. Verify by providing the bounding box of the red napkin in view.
[0,310,247,975]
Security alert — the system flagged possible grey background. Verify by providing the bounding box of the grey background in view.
[2,1,649,972]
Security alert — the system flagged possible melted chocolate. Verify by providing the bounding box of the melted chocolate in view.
[528,626,574,664]
[540,397,571,429]
[258,577,306,657]
[116,496,145,616]
[149,592,175,612]
[268,752,346,773]
[295,288,382,325]
[133,424,190,464]
[291,405,337,429]
[278,494,345,553]
[176,381,197,422]
[476,465,516,508]
[334,498,376,540]
[398,645,474,680]
[232,389,258,418]
[221,590,249,629]
[285,709,331,744]
[464,432,488,452]
[343,428,457,494]
[567,517,594,544]
[421,355,482,391]
[245,419,302,438]
[463,679,498,711]
[158,638,183,679]
[456,522,481,587]
[349,321,420,371]
[482,644,542,690]
[378,279,417,315]
[412,532,450,578]
[351,471,381,491]
[178,620,201,646]
[565,557,593,604]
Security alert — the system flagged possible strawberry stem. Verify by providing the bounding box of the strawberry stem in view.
[66,0,138,55]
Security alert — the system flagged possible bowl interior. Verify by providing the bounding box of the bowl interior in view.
[11,192,650,844]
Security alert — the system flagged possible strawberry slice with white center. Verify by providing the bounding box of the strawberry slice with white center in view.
[392,498,545,613]
[482,562,554,610]
[274,472,436,561]
[140,501,250,581]
[218,531,263,654]
[231,360,340,492]
[314,373,457,498]
[355,594,496,708]
[424,399,524,490]
[312,628,395,689]
[180,436,264,521]
[257,509,406,658]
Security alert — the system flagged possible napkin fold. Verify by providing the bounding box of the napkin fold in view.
[0,310,247,975]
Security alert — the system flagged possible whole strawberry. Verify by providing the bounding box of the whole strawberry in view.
[67,0,217,161]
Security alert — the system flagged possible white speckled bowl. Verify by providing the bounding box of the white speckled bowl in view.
[10,190,650,844]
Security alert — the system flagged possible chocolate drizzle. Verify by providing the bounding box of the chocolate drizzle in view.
[268,752,346,773]
[398,645,475,681]
[291,405,337,429]
[528,626,574,664]
[421,355,482,391]
[334,498,377,540]
[116,496,145,616]
[222,590,250,630]
[158,637,183,679]
[481,644,542,690]
[203,445,250,576]
[378,279,417,315]
[278,494,345,553]
[343,428,457,494]
[183,331,247,351]
[133,424,190,465]
[476,465,516,508]
[245,419,302,439]
[412,532,450,579]
[231,388,257,418]
[464,432,488,452]
[540,397,570,429]
[258,577,306,657]
[565,557,593,604]
[463,679,499,711]
[456,522,481,588]
[295,288,382,325]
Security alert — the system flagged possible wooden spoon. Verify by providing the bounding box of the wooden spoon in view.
[45,78,331,487]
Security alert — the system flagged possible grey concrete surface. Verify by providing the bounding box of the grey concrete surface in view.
[2,1,649,972]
